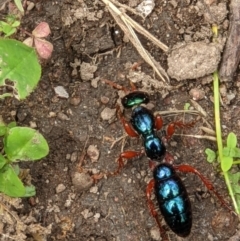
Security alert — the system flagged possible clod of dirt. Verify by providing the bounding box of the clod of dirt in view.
[228,230,240,241]
[72,172,94,191]
[167,42,221,80]
[91,76,100,88]
[203,3,228,24]
[81,209,94,219]
[70,151,78,162]
[189,88,205,100]
[56,184,66,193]
[80,62,98,81]
[150,227,160,241]
[136,0,155,17]
[69,96,81,106]
[87,145,100,162]
[57,112,69,121]
[211,210,238,236]
[101,107,116,121]
[100,96,110,104]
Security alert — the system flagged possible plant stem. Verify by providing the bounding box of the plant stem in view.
[233,160,240,165]
[213,71,239,214]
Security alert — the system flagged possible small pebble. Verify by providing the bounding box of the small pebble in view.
[72,172,93,191]
[91,77,100,88]
[17,109,28,121]
[70,97,81,106]
[48,111,56,117]
[80,62,97,81]
[100,96,109,104]
[27,1,35,11]
[57,112,69,121]
[89,186,98,193]
[101,107,116,121]
[189,88,205,100]
[81,209,93,219]
[94,213,100,222]
[54,86,69,98]
[87,145,100,162]
[66,153,71,160]
[70,152,78,162]
[150,227,161,240]
[29,121,37,128]
[56,184,66,193]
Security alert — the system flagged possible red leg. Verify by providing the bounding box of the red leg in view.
[102,78,138,93]
[129,80,137,91]
[117,105,139,138]
[101,78,128,92]
[154,114,163,131]
[166,120,196,140]
[107,150,144,176]
[146,179,169,241]
[174,164,232,212]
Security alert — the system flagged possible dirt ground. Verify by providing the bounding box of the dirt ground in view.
[1,0,240,240]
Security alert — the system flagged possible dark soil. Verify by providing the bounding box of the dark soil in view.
[1,0,240,241]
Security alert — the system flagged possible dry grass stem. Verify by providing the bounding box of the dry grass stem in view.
[190,100,207,117]
[174,134,217,141]
[101,0,169,83]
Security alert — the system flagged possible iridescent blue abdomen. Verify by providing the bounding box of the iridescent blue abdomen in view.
[130,106,154,136]
[154,163,192,237]
[144,135,166,160]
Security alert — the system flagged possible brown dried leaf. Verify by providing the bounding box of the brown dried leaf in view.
[32,22,51,38]
[34,38,53,59]
[23,37,33,47]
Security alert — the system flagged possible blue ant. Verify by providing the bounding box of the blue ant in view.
[102,79,232,239]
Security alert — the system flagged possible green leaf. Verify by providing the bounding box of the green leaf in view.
[0,165,25,197]
[23,185,36,197]
[11,21,20,28]
[0,120,6,136]
[12,164,20,175]
[0,39,41,100]
[4,127,49,162]
[228,172,240,184]
[223,147,230,156]
[228,172,240,213]
[14,0,24,12]
[0,22,13,36]
[0,154,7,169]
[7,121,17,129]
[184,103,190,110]
[4,28,16,38]
[227,132,237,148]
[233,148,240,158]
[232,184,240,194]
[205,148,216,163]
[221,156,233,172]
